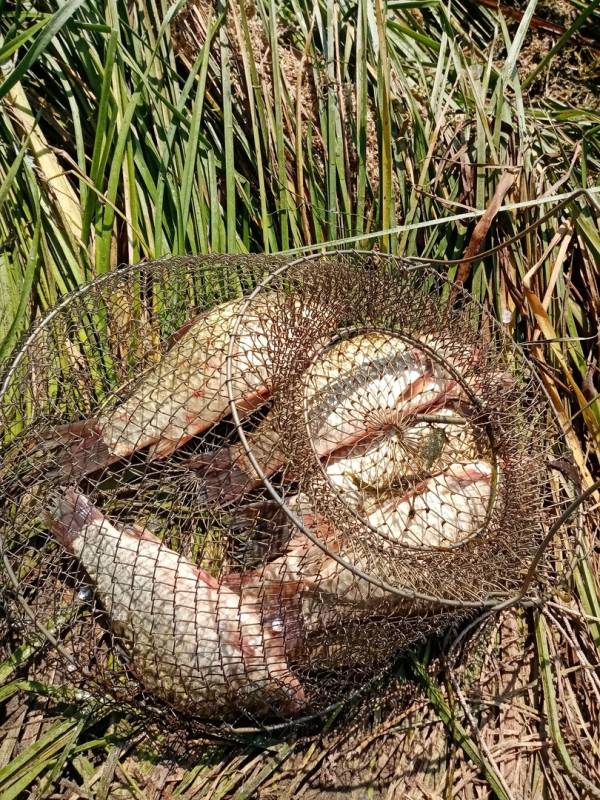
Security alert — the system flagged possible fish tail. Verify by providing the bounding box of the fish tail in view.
[186,448,261,504]
[46,487,100,552]
[43,419,114,480]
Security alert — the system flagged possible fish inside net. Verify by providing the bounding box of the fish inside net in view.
[0,252,578,730]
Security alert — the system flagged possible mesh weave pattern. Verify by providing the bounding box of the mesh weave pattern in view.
[0,252,575,731]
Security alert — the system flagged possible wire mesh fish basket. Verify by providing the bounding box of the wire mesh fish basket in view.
[0,251,580,733]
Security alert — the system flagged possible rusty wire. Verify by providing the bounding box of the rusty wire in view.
[0,251,582,732]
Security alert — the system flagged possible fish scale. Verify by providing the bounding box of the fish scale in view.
[365,462,492,548]
[46,294,340,479]
[49,488,306,715]
[189,331,466,503]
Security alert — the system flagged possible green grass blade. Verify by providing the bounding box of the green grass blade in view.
[0,719,80,800]
[219,1,236,253]
[0,0,87,101]
[522,0,600,90]
[411,656,513,800]
[0,187,40,360]
[95,90,141,273]
[374,0,394,252]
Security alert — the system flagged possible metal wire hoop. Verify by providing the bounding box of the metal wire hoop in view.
[224,250,570,609]
[301,327,500,553]
[0,250,581,733]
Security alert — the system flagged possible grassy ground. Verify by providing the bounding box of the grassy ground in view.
[1,0,600,796]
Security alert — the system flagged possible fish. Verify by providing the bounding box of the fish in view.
[47,293,338,479]
[48,488,306,716]
[362,460,493,548]
[189,331,467,503]
[223,460,493,648]
[324,406,484,508]
[224,459,493,615]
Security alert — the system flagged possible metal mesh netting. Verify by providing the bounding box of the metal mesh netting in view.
[0,252,577,731]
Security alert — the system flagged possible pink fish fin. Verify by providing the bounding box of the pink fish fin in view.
[46,487,101,552]
[222,556,305,604]
[299,511,339,547]
[221,528,310,595]
[261,582,308,711]
[449,461,492,484]
[268,655,307,715]
[223,565,310,712]
[395,461,491,507]
[43,418,116,480]
[233,580,307,706]
[397,370,435,408]
[162,313,203,350]
[268,584,306,642]
[278,681,307,715]
[402,374,463,419]
[221,564,281,594]
[185,447,263,504]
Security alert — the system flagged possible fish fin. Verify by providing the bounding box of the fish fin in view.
[269,664,307,715]
[265,581,306,638]
[234,384,272,415]
[162,313,202,349]
[261,581,307,708]
[448,460,492,483]
[221,545,295,592]
[43,419,114,480]
[185,448,260,504]
[236,578,307,712]
[46,487,99,551]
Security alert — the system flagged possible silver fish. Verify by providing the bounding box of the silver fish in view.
[227,460,493,612]
[363,460,493,548]
[48,488,305,715]
[49,294,336,478]
[324,406,483,507]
